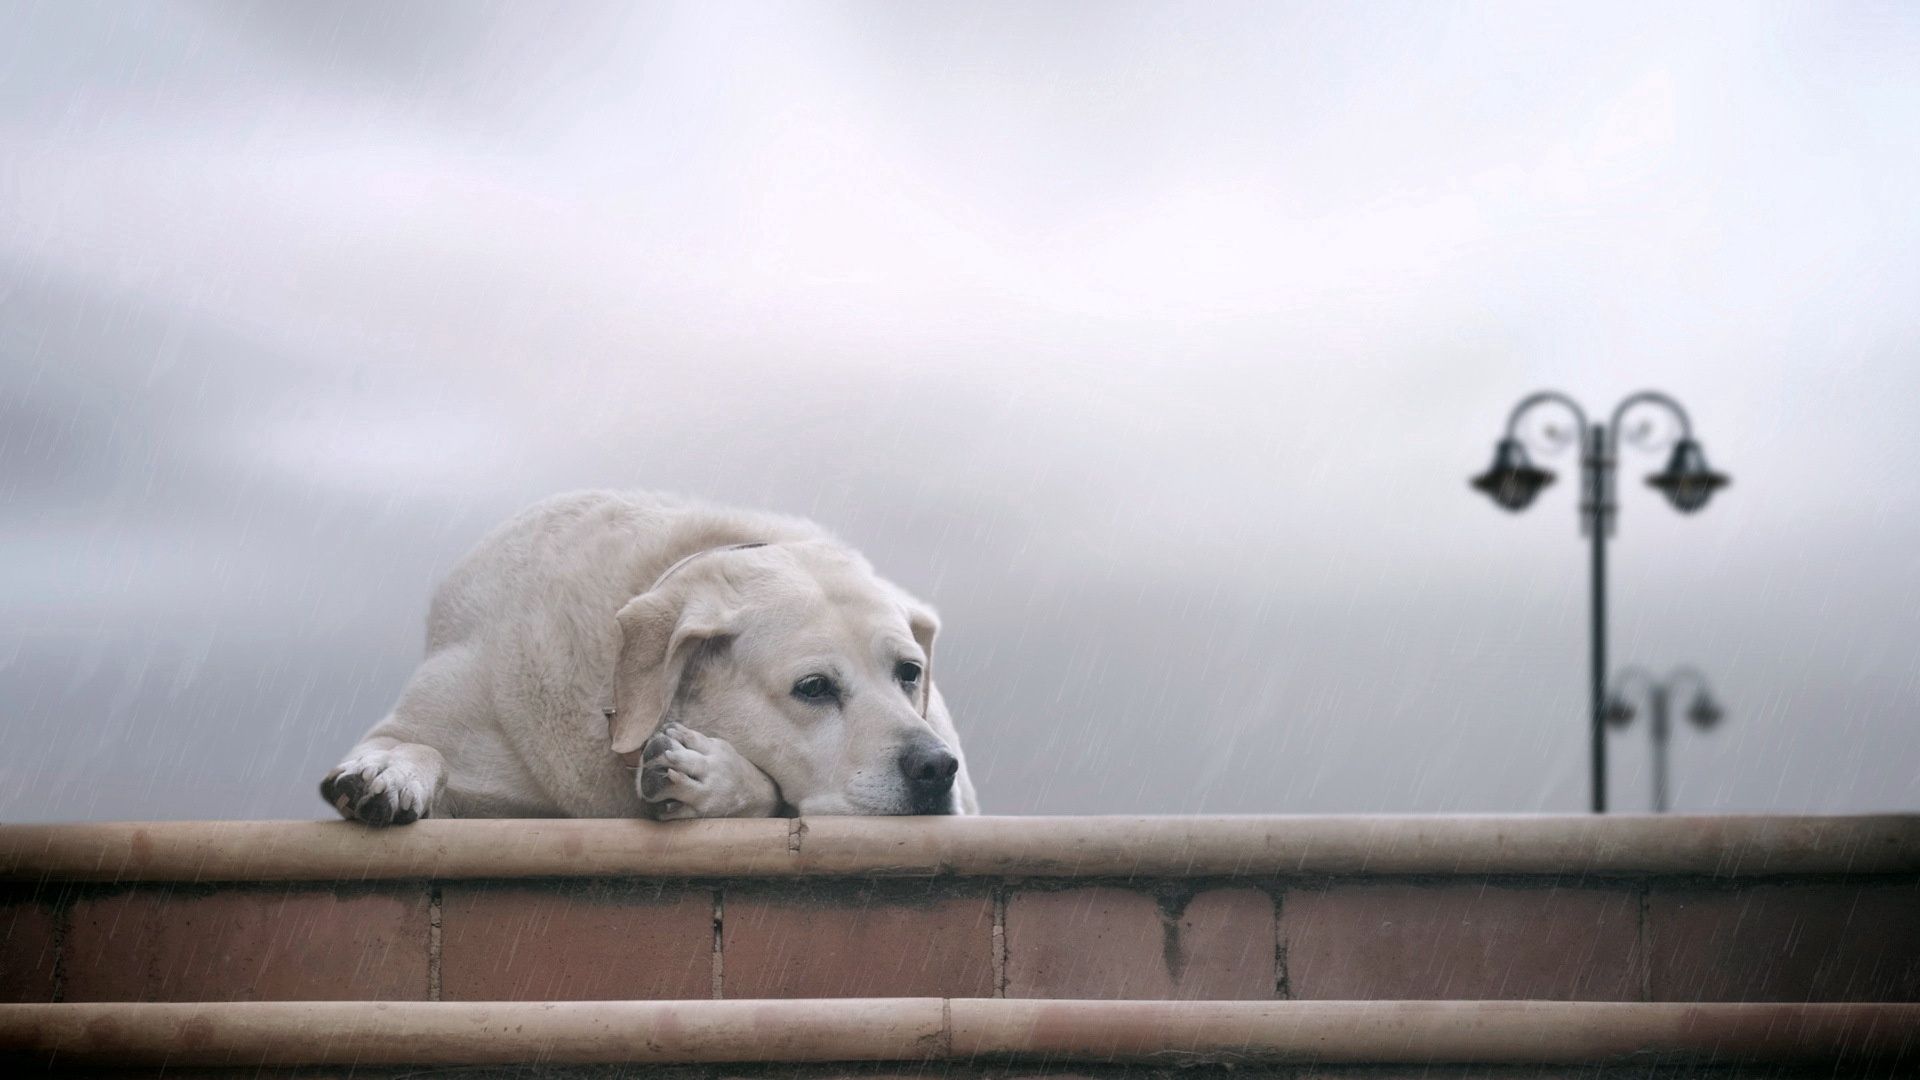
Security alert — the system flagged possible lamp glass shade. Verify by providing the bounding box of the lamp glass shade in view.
[1686,695,1724,730]
[1603,695,1637,729]
[1471,438,1555,511]
[1647,439,1729,513]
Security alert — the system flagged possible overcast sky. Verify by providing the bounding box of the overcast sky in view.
[3,1,1917,821]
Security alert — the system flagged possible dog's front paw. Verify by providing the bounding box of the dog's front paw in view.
[639,724,781,820]
[322,744,445,826]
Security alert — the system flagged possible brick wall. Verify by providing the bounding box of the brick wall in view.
[7,872,1917,1004]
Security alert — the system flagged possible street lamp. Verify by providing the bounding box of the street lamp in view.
[1605,665,1726,813]
[1470,390,1731,813]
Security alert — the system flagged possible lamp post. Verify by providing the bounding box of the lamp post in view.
[1470,390,1730,814]
[1604,666,1726,813]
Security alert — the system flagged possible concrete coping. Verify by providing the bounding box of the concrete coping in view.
[1,999,1914,1066]
[1,814,1915,882]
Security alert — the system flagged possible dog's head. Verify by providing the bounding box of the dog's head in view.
[609,540,960,815]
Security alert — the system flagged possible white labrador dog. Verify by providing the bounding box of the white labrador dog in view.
[321,491,977,823]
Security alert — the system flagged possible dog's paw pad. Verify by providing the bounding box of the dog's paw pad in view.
[323,770,366,816]
[321,750,435,827]
[642,730,679,764]
[641,763,689,800]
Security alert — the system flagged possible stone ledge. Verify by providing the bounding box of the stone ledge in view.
[3,815,1915,882]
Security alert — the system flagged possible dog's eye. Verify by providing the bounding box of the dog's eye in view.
[894,661,923,686]
[792,674,837,702]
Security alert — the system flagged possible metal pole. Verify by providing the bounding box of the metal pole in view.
[1587,425,1609,814]
[1651,684,1671,813]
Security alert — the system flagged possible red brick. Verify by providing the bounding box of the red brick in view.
[723,883,993,998]
[62,885,429,1001]
[439,882,713,1001]
[0,888,59,1002]
[1647,881,1920,1001]
[1004,887,1275,999]
[1280,882,1643,1000]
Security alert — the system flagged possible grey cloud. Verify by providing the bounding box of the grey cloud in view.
[2,1,1916,821]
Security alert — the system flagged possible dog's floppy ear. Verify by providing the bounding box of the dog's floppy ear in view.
[610,589,732,756]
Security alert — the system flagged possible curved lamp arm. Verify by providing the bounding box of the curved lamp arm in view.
[1504,391,1590,455]
[1609,391,1694,456]
[1607,664,1660,708]
[1661,665,1715,701]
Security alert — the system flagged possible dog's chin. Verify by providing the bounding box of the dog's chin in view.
[800,793,957,816]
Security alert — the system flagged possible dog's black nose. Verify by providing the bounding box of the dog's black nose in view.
[898,740,959,795]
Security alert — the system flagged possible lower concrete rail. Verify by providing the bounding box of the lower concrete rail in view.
[1,1000,1915,1068]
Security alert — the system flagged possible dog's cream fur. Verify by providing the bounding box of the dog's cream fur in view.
[321,491,977,822]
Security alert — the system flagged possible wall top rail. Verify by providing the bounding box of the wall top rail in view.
[1,814,1915,882]
[2,999,1915,1066]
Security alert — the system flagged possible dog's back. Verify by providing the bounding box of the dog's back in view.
[425,491,825,653]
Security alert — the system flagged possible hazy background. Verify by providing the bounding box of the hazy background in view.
[4,1,1917,821]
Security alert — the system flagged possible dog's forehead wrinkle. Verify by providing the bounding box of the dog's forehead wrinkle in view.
[685,539,900,625]
[771,611,918,679]
[729,569,907,640]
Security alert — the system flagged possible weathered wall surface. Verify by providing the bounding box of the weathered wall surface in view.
[4,817,1916,1005]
